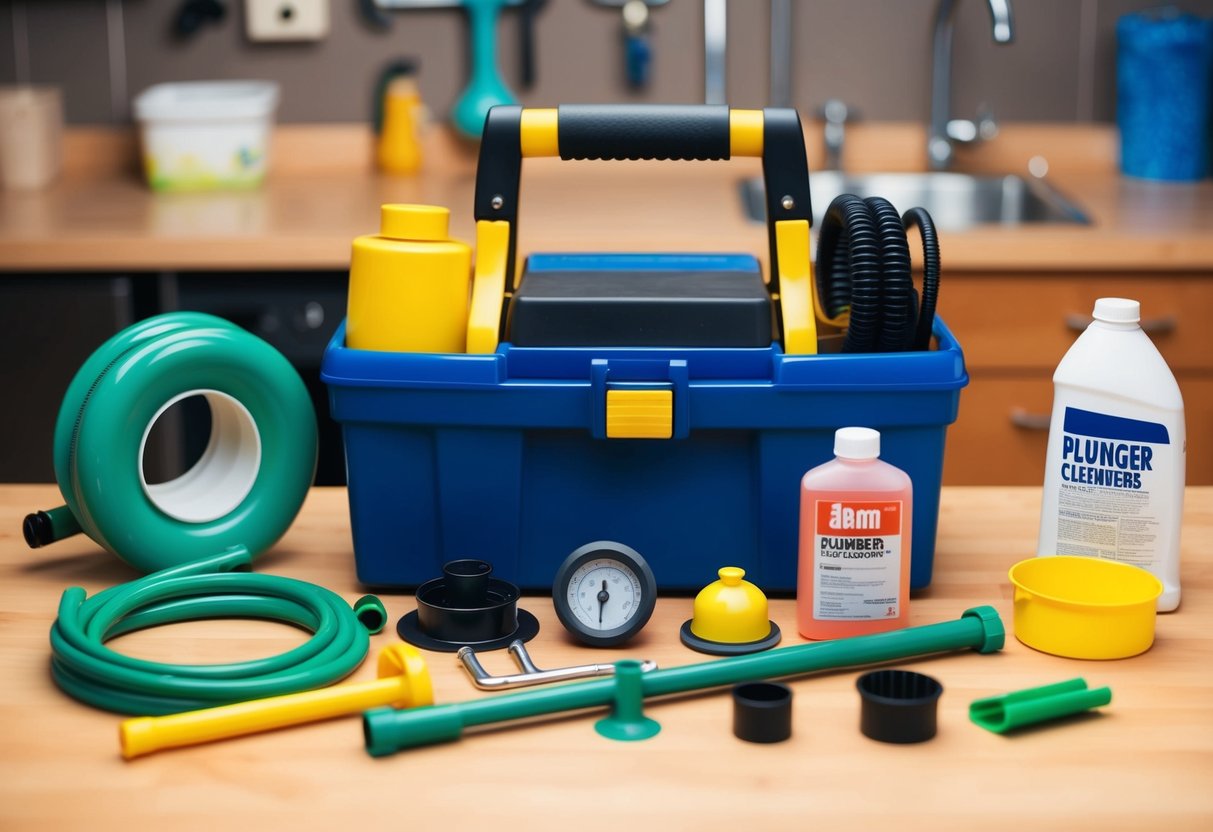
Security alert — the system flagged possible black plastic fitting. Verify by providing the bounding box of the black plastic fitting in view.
[732,681,793,744]
[397,559,539,652]
[23,511,53,549]
[856,669,943,744]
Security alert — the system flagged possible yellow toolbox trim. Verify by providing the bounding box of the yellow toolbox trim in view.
[520,109,559,158]
[775,219,818,354]
[606,389,674,439]
[466,219,512,353]
[729,110,764,157]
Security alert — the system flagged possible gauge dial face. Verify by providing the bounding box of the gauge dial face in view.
[565,559,643,632]
[552,542,657,647]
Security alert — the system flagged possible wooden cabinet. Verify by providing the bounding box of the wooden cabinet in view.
[940,273,1212,485]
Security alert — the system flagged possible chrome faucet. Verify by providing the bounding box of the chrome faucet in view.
[703,0,727,105]
[820,99,854,171]
[928,0,1014,170]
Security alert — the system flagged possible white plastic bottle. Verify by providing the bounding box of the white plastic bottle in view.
[1037,298,1185,611]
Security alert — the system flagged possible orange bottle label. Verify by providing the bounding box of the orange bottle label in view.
[812,500,903,621]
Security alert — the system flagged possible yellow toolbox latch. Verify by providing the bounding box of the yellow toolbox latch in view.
[605,389,674,439]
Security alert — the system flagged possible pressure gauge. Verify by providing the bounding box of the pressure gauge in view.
[552,541,657,648]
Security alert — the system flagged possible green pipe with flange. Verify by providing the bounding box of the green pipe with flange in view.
[364,606,1005,756]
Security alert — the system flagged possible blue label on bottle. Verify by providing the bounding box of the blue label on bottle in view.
[1059,407,1169,490]
[1063,407,1170,444]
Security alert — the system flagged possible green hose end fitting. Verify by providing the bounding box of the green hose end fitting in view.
[353,595,388,635]
[970,678,1112,734]
[23,505,82,549]
[962,605,1006,654]
[363,704,466,757]
[594,660,661,742]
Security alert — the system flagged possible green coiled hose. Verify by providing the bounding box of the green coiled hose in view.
[50,550,372,715]
[24,311,317,574]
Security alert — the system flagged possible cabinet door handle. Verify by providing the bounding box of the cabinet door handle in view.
[1065,313,1178,335]
[1009,408,1051,430]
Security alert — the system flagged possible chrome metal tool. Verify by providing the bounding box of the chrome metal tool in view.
[458,639,658,690]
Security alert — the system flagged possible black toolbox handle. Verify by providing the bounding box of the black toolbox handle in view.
[472,104,812,297]
[556,104,731,161]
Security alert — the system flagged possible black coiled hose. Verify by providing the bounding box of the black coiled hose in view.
[902,206,940,351]
[816,195,940,353]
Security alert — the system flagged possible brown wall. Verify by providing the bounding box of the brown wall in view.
[3,0,1211,126]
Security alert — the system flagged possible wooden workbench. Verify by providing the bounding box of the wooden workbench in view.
[1,485,1210,830]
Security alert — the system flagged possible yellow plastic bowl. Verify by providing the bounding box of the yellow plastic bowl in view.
[1008,556,1162,660]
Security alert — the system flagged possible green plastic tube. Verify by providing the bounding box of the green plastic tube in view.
[364,606,1005,757]
[28,311,317,574]
[50,550,372,715]
[353,595,388,635]
[969,678,1112,734]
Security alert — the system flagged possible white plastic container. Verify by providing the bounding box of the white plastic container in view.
[1037,298,1186,611]
[133,81,279,191]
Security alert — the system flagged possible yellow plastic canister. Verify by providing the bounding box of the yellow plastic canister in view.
[1008,556,1163,660]
[347,204,471,353]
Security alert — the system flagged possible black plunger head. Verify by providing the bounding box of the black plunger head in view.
[397,559,539,652]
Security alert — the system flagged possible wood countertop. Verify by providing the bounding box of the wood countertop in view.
[1,484,1211,830]
[2,124,1212,273]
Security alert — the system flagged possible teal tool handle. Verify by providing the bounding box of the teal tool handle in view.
[970,678,1112,734]
[364,606,1004,756]
[451,0,516,138]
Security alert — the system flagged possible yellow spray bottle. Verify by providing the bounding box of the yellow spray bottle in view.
[347,203,471,353]
[375,60,424,175]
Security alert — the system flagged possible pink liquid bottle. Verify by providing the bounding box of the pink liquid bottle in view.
[797,427,913,640]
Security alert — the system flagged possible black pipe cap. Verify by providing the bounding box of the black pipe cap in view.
[23,512,53,549]
[732,682,793,744]
[857,669,943,744]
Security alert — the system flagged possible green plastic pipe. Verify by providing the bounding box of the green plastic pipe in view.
[364,606,1005,757]
[969,678,1112,734]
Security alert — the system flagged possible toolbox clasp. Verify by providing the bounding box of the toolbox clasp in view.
[590,358,689,440]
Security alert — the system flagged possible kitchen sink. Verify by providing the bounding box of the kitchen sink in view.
[740,171,1090,230]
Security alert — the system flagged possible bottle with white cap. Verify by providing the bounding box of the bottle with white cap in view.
[797,427,912,640]
[1038,297,1186,611]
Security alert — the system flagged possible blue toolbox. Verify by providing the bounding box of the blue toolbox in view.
[322,105,968,591]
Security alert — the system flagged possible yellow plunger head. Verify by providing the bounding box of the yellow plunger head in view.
[120,644,433,759]
[679,567,782,656]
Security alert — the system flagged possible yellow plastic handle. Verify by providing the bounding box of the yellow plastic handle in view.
[119,645,432,759]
